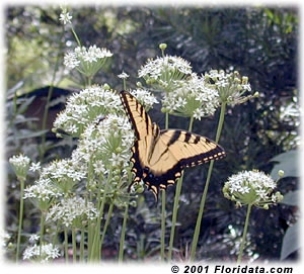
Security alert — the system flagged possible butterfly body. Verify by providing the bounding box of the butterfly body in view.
[120,91,225,200]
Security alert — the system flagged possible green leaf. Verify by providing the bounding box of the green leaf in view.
[280,222,300,260]
[270,150,299,180]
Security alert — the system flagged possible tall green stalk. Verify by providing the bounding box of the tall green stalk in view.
[39,211,46,259]
[16,177,25,262]
[119,201,130,262]
[237,204,252,263]
[72,228,77,262]
[160,190,166,260]
[88,174,108,261]
[100,202,114,256]
[190,102,226,261]
[64,227,69,263]
[79,225,85,262]
[160,111,170,260]
[168,116,194,261]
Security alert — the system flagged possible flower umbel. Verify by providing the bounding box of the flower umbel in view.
[138,55,192,91]
[64,45,113,77]
[46,196,98,228]
[24,178,63,211]
[161,73,220,119]
[9,154,30,180]
[129,88,158,111]
[23,243,61,262]
[222,170,284,208]
[75,113,134,198]
[53,86,122,137]
[204,70,258,106]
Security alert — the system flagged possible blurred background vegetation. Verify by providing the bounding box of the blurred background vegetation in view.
[5,5,299,262]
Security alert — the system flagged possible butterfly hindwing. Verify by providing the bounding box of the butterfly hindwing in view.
[119,90,226,201]
[151,129,226,168]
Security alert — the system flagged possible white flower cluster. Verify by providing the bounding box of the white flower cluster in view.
[76,114,134,176]
[129,88,158,110]
[205,70,256,106]
[65,46,113,68]
[23,243,61,262]
[223,170,283,208]
[64,46,112,77]
[46,196,98,227]
[9,154,30,179]
[9,154,30,168]
[138,55,192,79]
[53,86,122,136]
[162,73,220,119]
[24,178,63,203]
[41,159,86,183]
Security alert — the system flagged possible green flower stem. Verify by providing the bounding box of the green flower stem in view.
[189,160,214,261]
[80,225,85,262]
[72,228,77,262]
[71,26,81,47]
[89,166,113,261]
[168,116,194,261]
[237,204,252,263]
[190,102,226,261]
[119,200,129,262]
[161,190,166,260]
[39,211,45,259]
[16,177,25,262]
[100,202,114,257]
[64,227,69,263]
[160,111,169,260]
[214,102,226,143]
[89,188,106,261]
[86,164,95,260]
[89,182,106,261]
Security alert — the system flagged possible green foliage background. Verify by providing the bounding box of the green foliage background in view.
[5,5,299,261]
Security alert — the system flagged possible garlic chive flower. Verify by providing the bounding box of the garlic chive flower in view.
[222,170,284,209]
[23,243,60,262]
[64,45,112,77]
[59,9,72,25]
[39,159,86,194]
[46,196,98,228]
[118,71,129,79]
[204,70,258,106]
[29,162,41,173]
[9,154,30,180]
[75,113,134,195]
[28,234,40,244]
[129,88,158,110]
[53,86,122,137]
[138,55,192,90]
[161,73,220,119]
[24,178,63,211]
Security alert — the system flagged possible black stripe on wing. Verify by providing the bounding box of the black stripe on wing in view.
[120,90,151,140]
[161,130,226,168]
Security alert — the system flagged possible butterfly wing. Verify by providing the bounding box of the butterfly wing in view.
[146,129,226,198]
[119,90,159,191]
[120,90,226,200]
